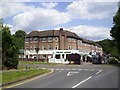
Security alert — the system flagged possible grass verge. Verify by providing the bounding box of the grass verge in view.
[2,69,50,85]
[19,61,60,65]
[0,71,2,86]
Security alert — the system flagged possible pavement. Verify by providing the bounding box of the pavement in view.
[3,63,119,89]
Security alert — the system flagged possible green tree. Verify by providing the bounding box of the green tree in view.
[110,4,120,53]
[2,26,19,69]
[0,18,3,69]
[98,39,119,59]
[14,30,27,50]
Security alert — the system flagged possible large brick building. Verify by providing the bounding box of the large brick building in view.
[24,28,103,63]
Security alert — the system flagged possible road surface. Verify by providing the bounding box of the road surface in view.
[5,63,119,89]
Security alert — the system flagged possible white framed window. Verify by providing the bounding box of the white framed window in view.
[68,38,71,42]
[42,46,46,50]
[55,44,58,50]
[48,37,52,42]
[48,45,52,50]
[33,37,38,41]
[42,38,47,42]
[68,45,71,50]
[55,54,60,59]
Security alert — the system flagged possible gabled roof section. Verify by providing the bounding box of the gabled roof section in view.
[26,31,39,37]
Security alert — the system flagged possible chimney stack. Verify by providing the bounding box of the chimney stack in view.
[59,28,63,32]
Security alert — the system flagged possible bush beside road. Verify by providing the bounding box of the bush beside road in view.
[109,57,119,64]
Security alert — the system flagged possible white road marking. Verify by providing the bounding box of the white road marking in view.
[66,69,71,70]
[78,69,82,71]
[61,69,64,70]
[90,69,95,71]
[96,70,102,74]
[72,69,76,70]
[72,76,92,88]
[55,69,59,70]
[67,71,79,76]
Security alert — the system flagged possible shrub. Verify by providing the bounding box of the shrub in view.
[109,57,118,64]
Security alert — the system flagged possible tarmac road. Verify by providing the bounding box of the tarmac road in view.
[6,63,119,89]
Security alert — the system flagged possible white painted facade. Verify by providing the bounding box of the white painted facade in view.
[24,50,84,64]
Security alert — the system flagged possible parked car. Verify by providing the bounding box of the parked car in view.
[68,53,81,65]
[92,53,102,64]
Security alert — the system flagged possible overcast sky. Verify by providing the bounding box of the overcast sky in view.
[1,0,119,41]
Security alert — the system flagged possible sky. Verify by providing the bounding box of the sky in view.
[1,0,119,41]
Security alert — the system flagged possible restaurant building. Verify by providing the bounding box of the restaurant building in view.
[24,28,103,63]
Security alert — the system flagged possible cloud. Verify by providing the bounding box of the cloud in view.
[0,3,35,18]
[54,25,111,41]
[41,2,58,9]
[69,25,111,41]
[1,1,118,41]
[67,1,118,19]
[1,2,70,32]
[1,0,120,2]
[13,8,70,32]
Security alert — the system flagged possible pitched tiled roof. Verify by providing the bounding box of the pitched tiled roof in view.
[26,28,102,47]
[26,29,81,39]
[27,31,39,37]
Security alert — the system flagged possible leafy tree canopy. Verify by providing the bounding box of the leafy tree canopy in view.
[110,5,120,53]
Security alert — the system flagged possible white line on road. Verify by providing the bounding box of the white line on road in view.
[66,69,71,70]
[72,69,76,70]
[96,70,102,74]
[78,69,82,70]
[90,69,95,71]
[55,69,59,70]
[72,76,92,88]
[67,71,79,76]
